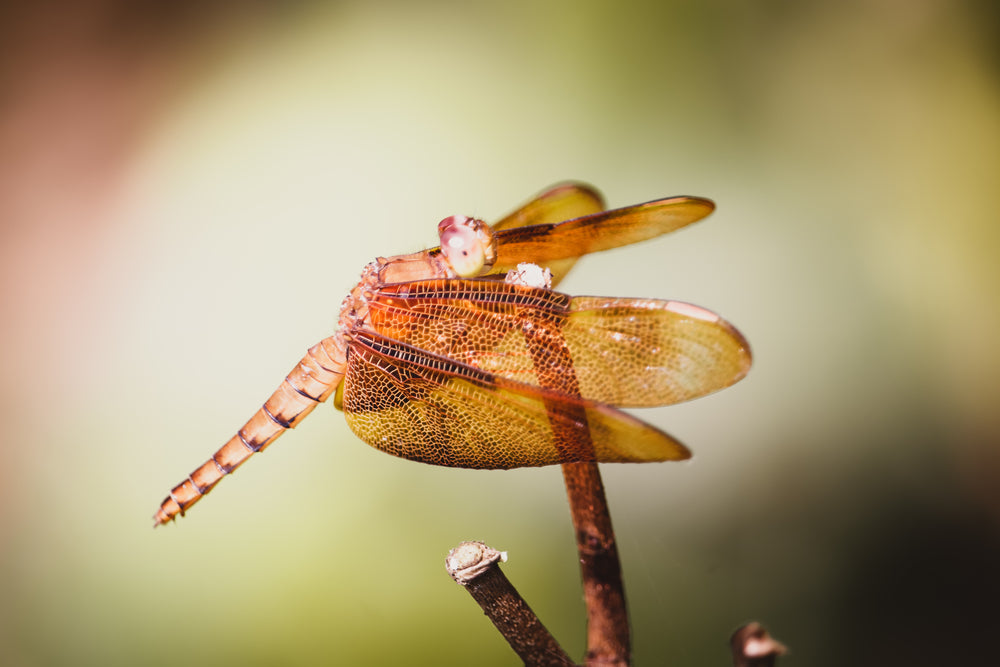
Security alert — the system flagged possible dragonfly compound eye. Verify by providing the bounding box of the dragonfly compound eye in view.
[438,215,497,278]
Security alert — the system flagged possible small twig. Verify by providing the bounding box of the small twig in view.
[446,541,576,667]
[730,622,787,667]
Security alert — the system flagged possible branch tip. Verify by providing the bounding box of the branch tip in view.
[731,622,786,667]
[446,541,506,585]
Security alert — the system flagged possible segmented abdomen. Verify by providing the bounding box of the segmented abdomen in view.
[153,336,345,525]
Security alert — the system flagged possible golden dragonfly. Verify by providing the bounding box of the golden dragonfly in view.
[154,183,751,525]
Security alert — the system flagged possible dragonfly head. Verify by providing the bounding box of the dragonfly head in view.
[437,215,497,278]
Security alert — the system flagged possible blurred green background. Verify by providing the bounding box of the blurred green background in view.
[2,1,998,665]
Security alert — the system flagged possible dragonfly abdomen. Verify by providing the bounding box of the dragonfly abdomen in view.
[153,336,346,525]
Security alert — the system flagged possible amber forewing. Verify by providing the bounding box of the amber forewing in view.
[489,182,606,286]
[366,280,751,408]
[490,196,715,277]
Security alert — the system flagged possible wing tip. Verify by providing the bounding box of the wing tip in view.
[664,300,754,381]
[541,181,607,209]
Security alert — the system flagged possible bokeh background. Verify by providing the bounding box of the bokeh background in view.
[2,1,998,665]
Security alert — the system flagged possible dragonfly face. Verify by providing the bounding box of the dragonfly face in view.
[437,214,497,278]
[154,183,751,525]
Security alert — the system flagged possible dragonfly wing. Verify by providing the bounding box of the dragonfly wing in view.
[341,330,689,469]
[491,182,605,232]
[491,182,605,286]
[368,280,751,407]
[491,196,715,276]
[564,296,751,406]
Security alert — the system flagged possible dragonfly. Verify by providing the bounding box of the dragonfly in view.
[154,183,751,525]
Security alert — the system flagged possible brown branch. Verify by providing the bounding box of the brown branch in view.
[730,622,787,667]
[446,541,576,667]
[561,461,630,666]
